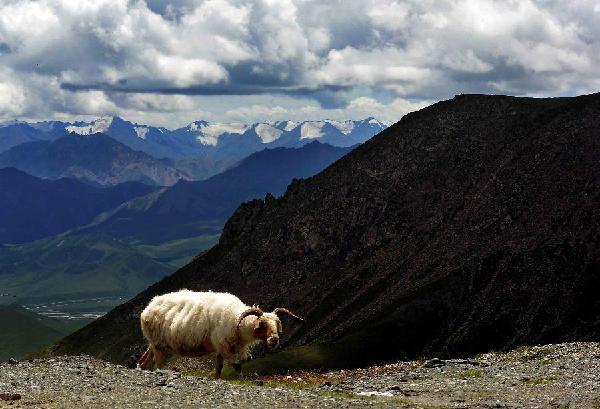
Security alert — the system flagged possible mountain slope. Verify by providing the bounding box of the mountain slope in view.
[0,168,155,243]
[85,141,352,242]
[0,304,86,361]
[49,94,600,366]
[0,123,46,153]
[0,134,189,186]
[0,232,178,304]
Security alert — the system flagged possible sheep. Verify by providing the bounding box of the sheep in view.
[136,289,304,378]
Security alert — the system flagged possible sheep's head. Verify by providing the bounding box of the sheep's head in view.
[238,307,304,350]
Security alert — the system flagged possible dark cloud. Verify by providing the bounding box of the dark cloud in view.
[0,42,10,54]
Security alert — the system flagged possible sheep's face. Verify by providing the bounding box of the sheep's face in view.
[253,313,282,350]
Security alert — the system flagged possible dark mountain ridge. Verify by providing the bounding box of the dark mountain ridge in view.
[82,141,353,242]
[49,93,600,366]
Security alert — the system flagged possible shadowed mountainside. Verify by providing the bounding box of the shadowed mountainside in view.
[0,168,155,244]
[82,141,353,242]
[48,93,600,366]
[0,122,66,153]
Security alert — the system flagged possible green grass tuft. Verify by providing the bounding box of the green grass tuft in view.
[520,376,557,385]
[454,369,483,378]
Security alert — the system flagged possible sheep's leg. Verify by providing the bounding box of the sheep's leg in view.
[136,347,150,369]
[215,354,224,379]
[153,348,168,369]
[232,363,243,379]
[137,347,154,370]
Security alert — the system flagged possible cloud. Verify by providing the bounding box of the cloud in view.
[222,96,428,125]
[0,0,598,125]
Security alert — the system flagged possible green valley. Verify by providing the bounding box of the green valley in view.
[0,304,90,361]
[0,232,219,305]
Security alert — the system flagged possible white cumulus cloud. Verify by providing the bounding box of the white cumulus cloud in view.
[0,0,597,126]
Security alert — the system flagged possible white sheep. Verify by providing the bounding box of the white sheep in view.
[136,289,303,377]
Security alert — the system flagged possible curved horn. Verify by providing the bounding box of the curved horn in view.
[237,307,263,327]
[272,308,304,322]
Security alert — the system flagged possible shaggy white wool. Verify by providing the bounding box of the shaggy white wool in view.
[140,290,279,366]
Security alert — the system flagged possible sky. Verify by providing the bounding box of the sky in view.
[0,0,598,128]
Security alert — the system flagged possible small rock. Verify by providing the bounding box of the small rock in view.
[0,393,21,401]
[357,391,394,397]
[7,358,18,365]
[155,369,178,377]
[421,358,446,368]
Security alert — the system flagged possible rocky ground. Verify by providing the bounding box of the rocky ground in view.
[1,342,599,408]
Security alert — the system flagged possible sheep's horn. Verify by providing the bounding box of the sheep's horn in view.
[238,307,263,327]
[272,308,304,322]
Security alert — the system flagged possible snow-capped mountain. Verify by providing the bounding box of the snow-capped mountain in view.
[0,116,388,160]
[170,117,388,160]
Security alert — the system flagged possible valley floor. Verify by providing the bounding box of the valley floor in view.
[1,342,598,408]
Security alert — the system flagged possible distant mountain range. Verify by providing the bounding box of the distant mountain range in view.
[0,116,387,160]
[0,142,353,304]
[0,134,190,186]
[0,168,155,244]
[83,141,353,242]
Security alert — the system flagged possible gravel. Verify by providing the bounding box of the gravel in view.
[1,342,599,408]
[314,342,600,408]
[0,357,394,408]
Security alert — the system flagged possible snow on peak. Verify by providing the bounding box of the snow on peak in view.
[272,120,298,132]
[191,122,248,146]
[300,121,326,139]
[326,119,355,135]
[366,117,388,127]
[254,123,283,143]
[66,116,114,135]
[134,126,149,139]
[187,121,207,132]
